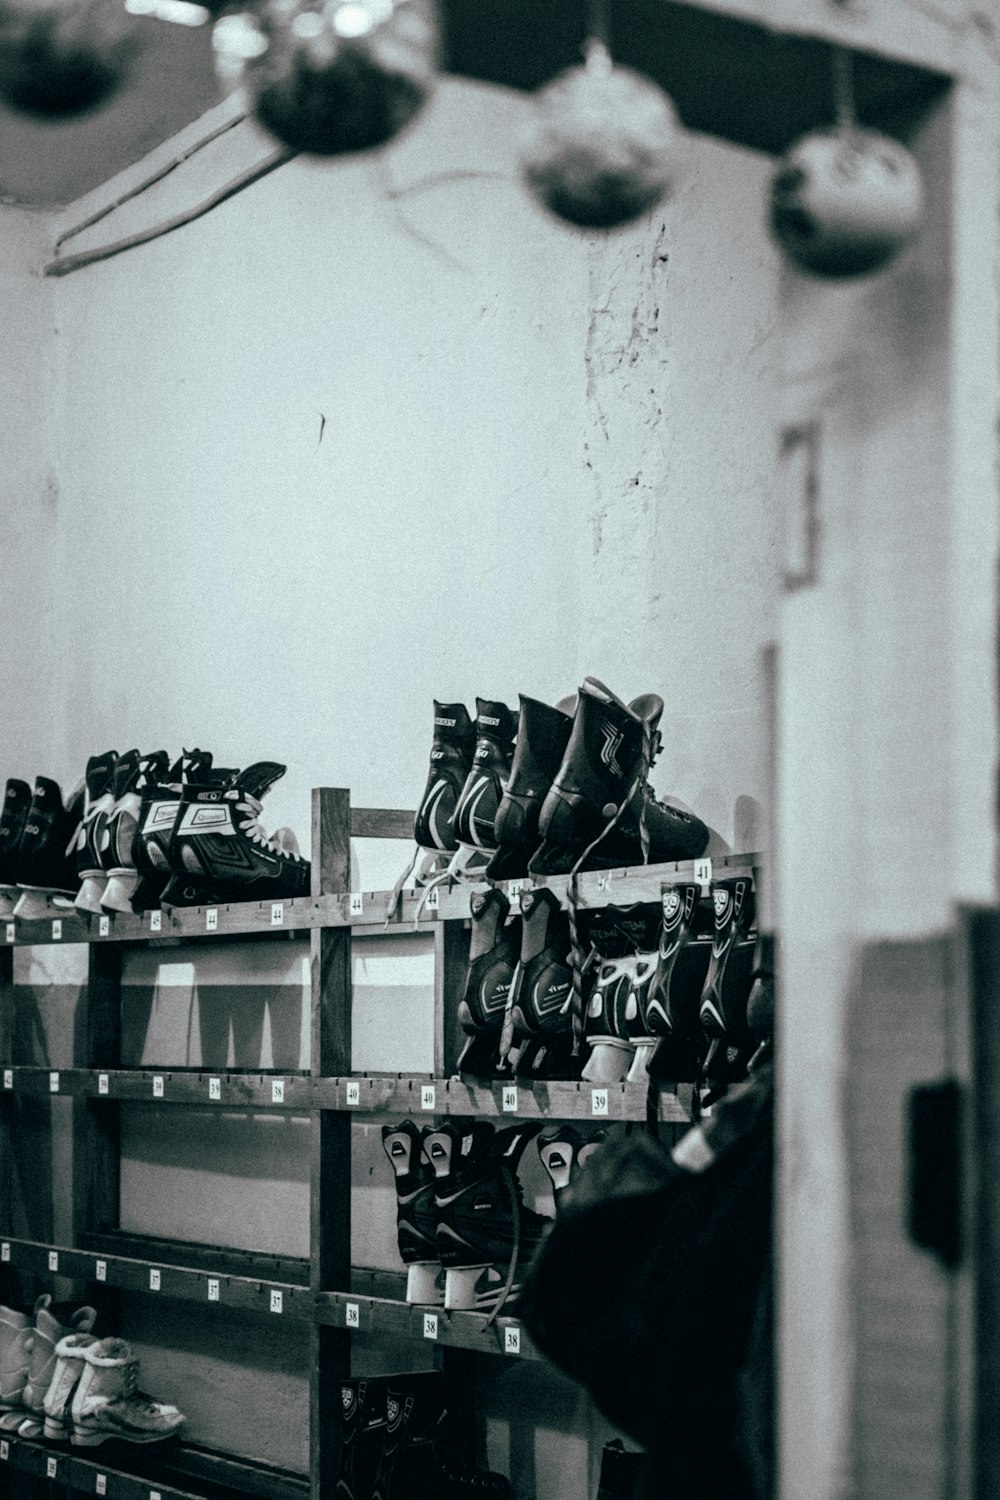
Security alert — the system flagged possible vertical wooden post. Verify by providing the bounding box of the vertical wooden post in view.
[72,944,122,1244]
[310,788,352,1500]
[434,919,470,1078]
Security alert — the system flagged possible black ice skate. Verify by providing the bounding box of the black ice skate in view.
[627,882,708,1085]
[372,1375,513,1500]
[422,1120,547,1314]
[413,702,476,864]
[499,887,580,1080]
[0,779,31,918]
[381,1120,444,1305]
[485,694,575,882]
[336,1379,387,1500]
[699,876,757,1105]
[528,677,709,876]
[130,749,232,912]
[14,777,85,921]
[99,749,169,914]
[73,750,118,916]
[455,888,520,1079]
[536,1123,607,1211]
[160,762,310,908]
[447,699,517,883]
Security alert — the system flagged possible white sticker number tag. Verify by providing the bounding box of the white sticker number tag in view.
[149,1268,161,1291]
[205,908,218,932]
[51,919,62,941]
[96,1476,107,1496]
[345,1302,360,1328]
[349,892,363,917]
[346,1080,360,1107]
[98,915,110,937]
[96,1260,106,1282]
[270,1289,283,1314]
[2,1071,10,1091]
[1,1244,9,1263]
[694,857,713,889]
[420,1085,436,1111]
[4,924,13,944]
[0,1440,8,1460]
[591,1088,609,1117]
[423,1312,438,1340]
[48,1251,59,1272]
[424,887,439,912]
[209,1077,221,1101]
[49,1071,59,1093]
[208,1278,220,1302]
[504,1324,521,1355]
[597,875,612,893]
[506,880,523,911]
[149,911,162,933]
[151,1490,162,1500]
[272,1079,285,1104]
[152,1076,164,1098]
[47,1457,58,1478]
[501,1085,518,1114]
[271,902,284,927]
[98,1073,109,1096]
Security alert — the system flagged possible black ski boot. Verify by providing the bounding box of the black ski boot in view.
[455,888,520,1079]
[528,678,709,876]
[381,1120,444,1305]
[162,761,310,907]
[500,887,579,1079]
[0,779,31,918]
[336,1378,388,1500]
[485,694,574,882]
[73,750,118,915]
[422,1120,547,1313]
[699,876,757,1105]
[14,776,84,920]
[451,700,517,863]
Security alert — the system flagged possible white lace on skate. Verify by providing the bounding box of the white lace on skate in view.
[235,796,304,861]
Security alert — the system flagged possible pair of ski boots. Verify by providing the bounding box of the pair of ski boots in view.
[582,875,759,1103]
[0,1296,183,1447]
[381,1118,550,1314]
[413,678,711,894]
[337,1373,512,1500]
[0,775,86,921]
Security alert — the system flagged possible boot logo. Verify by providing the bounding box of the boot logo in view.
[662,888,681,921]
[598,722,625,778]
[713,889,731,920]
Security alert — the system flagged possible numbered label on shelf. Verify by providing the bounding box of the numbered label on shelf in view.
[205,908,218,932]
[150,1490,162,1500]
[271,902,284,927]
[1,1244,9,1263]
[0,1440,8,1460]
[272,1079,285,1104]
[208,1278,220,1302]
[597,875,612,893]
[501,1086,518,1114]
[346,1080,360,1107]
[2,1071,11,1091]
[423,1312,438,1340]
[504,1324,521,1356]
[95,1260,106,1282]
[149,1268,161,1291]
[47,1457,58,1479]
[98,915,110,938]
[270,1289,283,1315]
[345,1302,360,1328]
[49,1071,59,1093]
[48,1251,59,1272]
[506,881,523,910]
[98,1074,109,1096]
[209,1077,221,1101]
[96,1476,107,1496]
[149,911,162,933]
[424,887,439,911]
[152,1075,164,1098]
[694,857,713,889]
[420,1085,436,1111]
[52,919,62,941]
[4,924,13,944]
[349,892,364,917]
[591,1089,609,1117]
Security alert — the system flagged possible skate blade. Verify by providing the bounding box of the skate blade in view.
[444,1264,519,1312]
[406,1261,445,1305]
[625,1041,657,1085]
[74,876,108,915]
[581,1039,634,1084]
[101,871,139,914]
[13,888,76,921]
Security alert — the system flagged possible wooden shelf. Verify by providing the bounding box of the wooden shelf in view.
[0,1433,308,1500]
[313,1290,539,1361]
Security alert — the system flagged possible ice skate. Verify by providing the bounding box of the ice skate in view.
[644,882,714,1084]
[0,1295,97,1439]
[500,887,580,1080]
[0,778,31,917]
[452,700,517,854]
[389,702,475,913]
[98,748,168,914]
[422,1119,547,1314]
[485,693,574,882]
[699,876,757,1104]
[455,888,520,1079]
[537,1123,607,1210]
[73,750,118,915]
[42,1333,99,1441]
[336,1379,387,1500]
[70,1337,184,1446]
[13,776,84,920]
[381,1120,444,1305]
[130,748,230,912]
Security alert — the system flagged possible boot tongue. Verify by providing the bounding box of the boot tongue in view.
[433,702,474,749]
[474,700,516,746]
[628,693,664,738]
[235,762,287,799]
[111,750,139,798]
